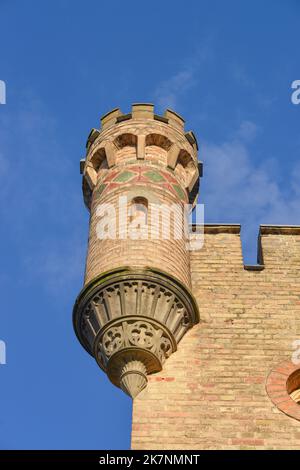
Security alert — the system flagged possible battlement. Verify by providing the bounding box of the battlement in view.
[190,224,300,270]
[81,104,202,209]
[86,104,198,150]
[259,224,300,235]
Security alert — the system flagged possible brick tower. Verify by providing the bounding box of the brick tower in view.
[73,104,201,399]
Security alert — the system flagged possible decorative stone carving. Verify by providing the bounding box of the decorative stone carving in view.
[120,360,147,398]
[73,268,199,398]
[94,317,174,397]
[98,319,173,366]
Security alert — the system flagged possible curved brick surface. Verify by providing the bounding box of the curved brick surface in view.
[82,105,200,289]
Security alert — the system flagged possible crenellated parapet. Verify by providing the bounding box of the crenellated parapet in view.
[80,104,202,210]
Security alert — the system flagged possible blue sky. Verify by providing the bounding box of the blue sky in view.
[0,0,299,449]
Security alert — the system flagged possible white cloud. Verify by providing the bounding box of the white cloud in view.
[201,121,300,260]
[23,236,86,299]
[0,96,86,298]
[153,38,214,110]
[154,69,197,110]
[236,120,259,142]
[231,63,255,89]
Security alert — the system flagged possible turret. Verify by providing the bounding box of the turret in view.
[73,104,201,398]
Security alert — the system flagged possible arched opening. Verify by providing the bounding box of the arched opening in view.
[128,197,148,240]
[114,133,137,164]
[114,133,137,149]
[175,149,197,188]
[145,133,172,150]
[90,148,108,172]
[145,134,172,165]
[287,369,300,405]
[129,197,148,224]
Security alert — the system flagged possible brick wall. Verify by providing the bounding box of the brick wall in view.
[131,225,300,450]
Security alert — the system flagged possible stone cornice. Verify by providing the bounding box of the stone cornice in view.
[260,225,300,235]
[191,224,241,234]
[191,224,300,236]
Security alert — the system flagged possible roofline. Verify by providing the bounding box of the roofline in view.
[259,225,300,235]
[191,224,300,236]
[191,224,241,234]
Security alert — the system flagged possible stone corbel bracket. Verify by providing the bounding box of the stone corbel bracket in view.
[73,267,199,398]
